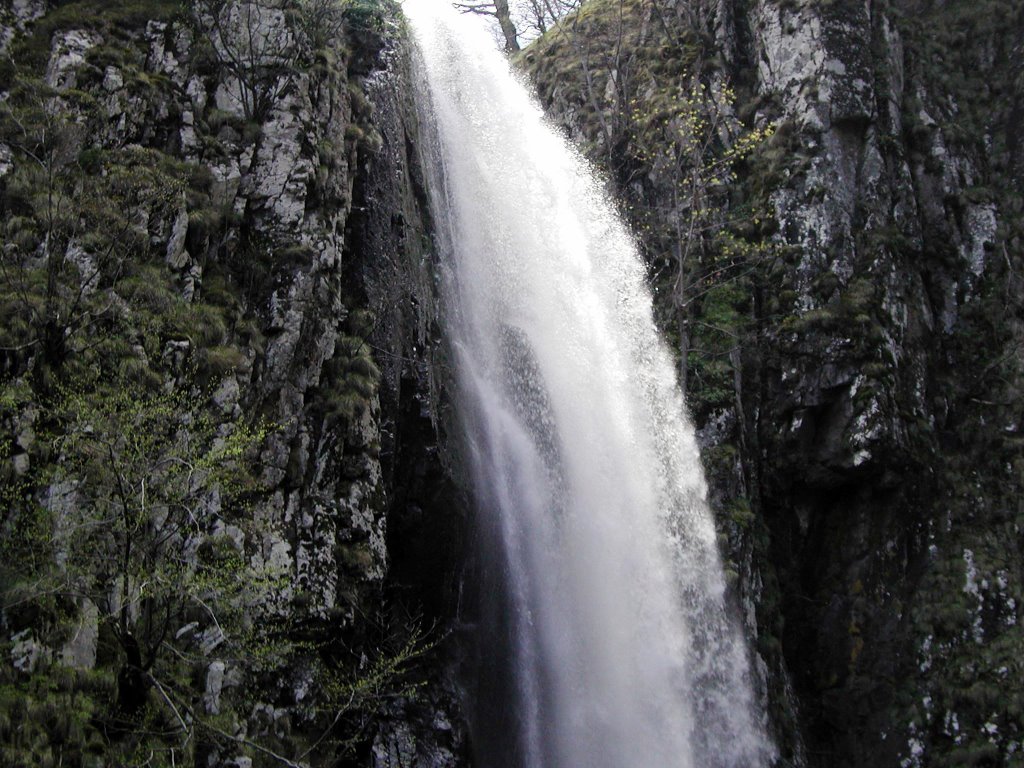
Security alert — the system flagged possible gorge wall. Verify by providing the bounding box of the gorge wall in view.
[0,1,466,765]
[520,0,1024,765]
[2,0,1023,767]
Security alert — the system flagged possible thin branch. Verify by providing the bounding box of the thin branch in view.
[148,674,193,747]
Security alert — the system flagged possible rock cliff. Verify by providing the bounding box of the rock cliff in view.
[520,0,1023,765]
[3,0,1022,766]
[0,1,465,765]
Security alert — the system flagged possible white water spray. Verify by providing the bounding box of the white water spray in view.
[405,2,776,766]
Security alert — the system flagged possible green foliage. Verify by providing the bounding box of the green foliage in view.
[186,0,392,122]
[0,0,183,77]
[340,0,390,34]
[0,73,203,384]
[898,0,1020,164]
[312,619,438,758]
[0,666,115,767]
[0,61,262,394]
[315,310,382,423]
[0,372,283,765]
[519,0,780,417]
[8,374,270,625]
[293,0,349,52]
[0,2,426,764]
[780,277,879,340]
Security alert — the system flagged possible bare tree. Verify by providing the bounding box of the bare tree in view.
[515,0,582,40]
[190,0,303,121]
[455,0,521,51]
[628,76,776,392]
[294,0,348,53]
[525,0,777,393]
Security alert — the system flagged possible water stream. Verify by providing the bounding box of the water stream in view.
[405,2,776,765]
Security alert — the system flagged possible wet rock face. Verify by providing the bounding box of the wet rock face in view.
[747,3,1022,765]
[523,0,1023,764]
[4,0,1018,764]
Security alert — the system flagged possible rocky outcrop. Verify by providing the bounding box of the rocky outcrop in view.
[4,0,1020,765]
[521,0,1024,765]
[0,1,466,765]
[0,0,45,54]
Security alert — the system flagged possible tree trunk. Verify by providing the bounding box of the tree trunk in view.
[678,312,690,396]
[494,0,520,51]
[116,633,148,720]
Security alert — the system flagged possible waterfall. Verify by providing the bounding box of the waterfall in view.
[405,2,776,766]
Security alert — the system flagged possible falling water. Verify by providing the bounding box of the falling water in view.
[405,2,775,766]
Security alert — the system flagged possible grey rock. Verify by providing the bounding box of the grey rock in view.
[183,262,203,301]
[3,4,467,765]
[11,452,29,476]
[176,622,200,641]
[11,629,47,673]
[163,339,192,373]
[199,626,226,656]
[166,206,191,270]
[0,144,13,179]
[0,0,45,54]
[46,29,101,89]
[373,721,417,768]
[60,599,98,670]
[102,65,124,93]
[204,660,227,715]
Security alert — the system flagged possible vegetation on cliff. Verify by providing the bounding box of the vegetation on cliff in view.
[518,0,1024,765]
[3,0,1021,765]
[0,1,456,766]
